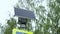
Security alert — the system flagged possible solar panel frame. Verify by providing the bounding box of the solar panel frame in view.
[14,7,35,19]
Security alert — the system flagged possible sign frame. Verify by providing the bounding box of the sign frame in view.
[12,28,33,34]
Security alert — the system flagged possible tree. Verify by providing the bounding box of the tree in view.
[48,0,60,34]
[4,18,17,34]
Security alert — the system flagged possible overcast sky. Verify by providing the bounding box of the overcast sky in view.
[0,0,48,26]
[0,0,18,25]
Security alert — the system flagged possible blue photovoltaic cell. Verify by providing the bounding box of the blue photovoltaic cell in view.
[16,32,25,34]
[14,7,35,19]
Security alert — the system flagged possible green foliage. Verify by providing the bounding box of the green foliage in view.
[4,27,12,34]
[15,0,60,34]
[34,29,41,34]
[48,0,60,34]
[4,18,17,34]
[7,18,16,28]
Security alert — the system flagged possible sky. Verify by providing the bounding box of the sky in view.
[0,0,18,25]
[0,0,48,26]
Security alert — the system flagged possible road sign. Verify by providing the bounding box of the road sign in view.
[12,28,33,34]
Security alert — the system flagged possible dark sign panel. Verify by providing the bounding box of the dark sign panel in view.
[14,8,35,19]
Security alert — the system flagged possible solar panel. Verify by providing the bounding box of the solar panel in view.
[14,7,35,19]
